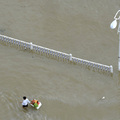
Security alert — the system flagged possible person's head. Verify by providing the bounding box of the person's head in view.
[23,96,26,100]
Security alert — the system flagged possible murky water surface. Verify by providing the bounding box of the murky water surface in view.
[0,0,120,120]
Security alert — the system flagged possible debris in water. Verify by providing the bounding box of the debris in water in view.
[102,96,105,100]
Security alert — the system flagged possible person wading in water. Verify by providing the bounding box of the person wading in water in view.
[22,96,30,108]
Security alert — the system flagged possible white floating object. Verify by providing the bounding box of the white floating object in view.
[110,19,117,29]
[30,100,42,110]
[102,96,105,100]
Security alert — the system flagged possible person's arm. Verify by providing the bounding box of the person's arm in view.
[27,99,30,103]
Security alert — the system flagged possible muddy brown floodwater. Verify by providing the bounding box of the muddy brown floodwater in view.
[0,0,120,120]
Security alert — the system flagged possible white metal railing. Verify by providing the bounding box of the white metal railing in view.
[0,34,113,73]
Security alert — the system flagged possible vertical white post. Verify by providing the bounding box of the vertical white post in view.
[69,53,72,61]
[119,32,120,71]
[118,20,120,71]
[30,42,33,50]
[110,65,113,73]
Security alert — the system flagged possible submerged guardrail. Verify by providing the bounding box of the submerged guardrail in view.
[0,34,113,73]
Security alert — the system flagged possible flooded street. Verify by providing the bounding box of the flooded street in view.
[0,0,120,120]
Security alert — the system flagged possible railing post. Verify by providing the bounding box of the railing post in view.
[30,42,33,50]
[110,65,113,73]
[69,53,72,61]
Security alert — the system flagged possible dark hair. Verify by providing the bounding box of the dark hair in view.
[23,96,26,100]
